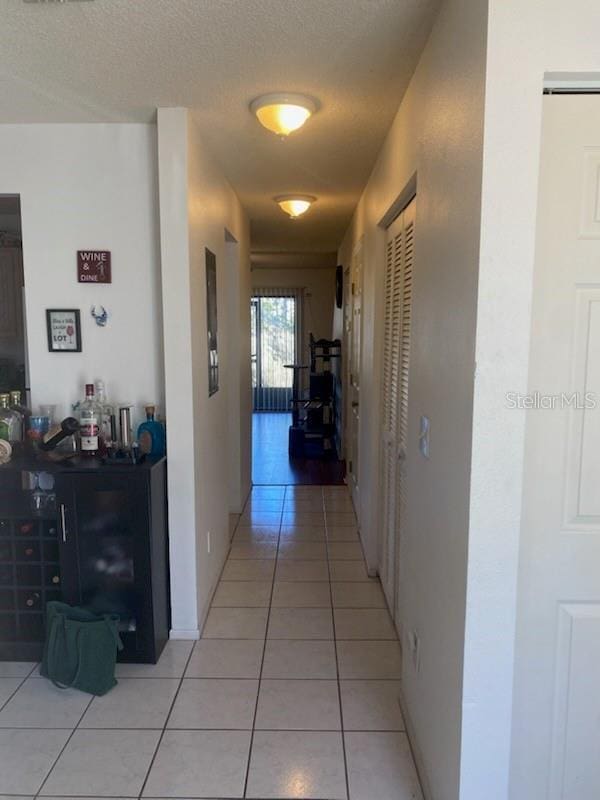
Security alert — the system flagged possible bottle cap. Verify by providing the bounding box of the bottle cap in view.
[85,383,94,396]
[145,404,156,416]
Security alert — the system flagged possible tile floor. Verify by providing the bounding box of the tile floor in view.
[0,484,423,800]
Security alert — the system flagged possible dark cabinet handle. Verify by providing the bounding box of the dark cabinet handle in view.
[59,504,67,544]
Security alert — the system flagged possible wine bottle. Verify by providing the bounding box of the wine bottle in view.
[79,384,104,457]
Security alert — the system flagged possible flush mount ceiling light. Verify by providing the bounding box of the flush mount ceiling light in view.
[250,93,318,137]
[275,195,316,219]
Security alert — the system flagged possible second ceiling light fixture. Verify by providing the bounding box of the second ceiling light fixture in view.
[250,92,318,219]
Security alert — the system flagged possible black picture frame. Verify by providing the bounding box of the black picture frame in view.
[46,309,82,353]
[205,248,219,396]
[335,265,344,309]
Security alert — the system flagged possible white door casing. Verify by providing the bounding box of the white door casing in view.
[379,198,415,619]
[510,95,600,800]
[347,238,363,511]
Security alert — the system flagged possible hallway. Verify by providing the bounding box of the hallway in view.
[252,413,347,486]
[0,484,421,800]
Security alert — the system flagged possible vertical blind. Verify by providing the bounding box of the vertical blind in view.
[251,287,304,412]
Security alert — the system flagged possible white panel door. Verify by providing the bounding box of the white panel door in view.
[511,95,600,800]
[380,199,415,618]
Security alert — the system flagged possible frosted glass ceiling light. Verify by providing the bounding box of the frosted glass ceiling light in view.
[251,93,317,137]
[275,195,316,219]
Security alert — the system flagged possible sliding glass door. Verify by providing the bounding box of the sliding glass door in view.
[251,292,299,412]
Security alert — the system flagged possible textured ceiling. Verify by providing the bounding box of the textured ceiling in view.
[0,0,439,256]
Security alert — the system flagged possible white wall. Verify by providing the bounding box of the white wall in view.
[251,266,336,364]
[0,125,163,425]
[158,108,251,636]
[337,1,488,797]
[457,4,600,800]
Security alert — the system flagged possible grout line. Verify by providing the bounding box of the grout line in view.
[324,486,351,800]
[241,484,285,799]
[136,642,197,800]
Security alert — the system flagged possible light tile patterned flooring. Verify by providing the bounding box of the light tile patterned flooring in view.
[0,484,423,800]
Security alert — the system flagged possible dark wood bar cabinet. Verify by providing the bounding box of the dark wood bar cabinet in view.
[0,456,169,663]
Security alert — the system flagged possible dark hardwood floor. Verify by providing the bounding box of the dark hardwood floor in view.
[252,412,346,486]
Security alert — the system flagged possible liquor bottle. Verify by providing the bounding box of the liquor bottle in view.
[0,393,21,444]
[95,380,116,446]
[78,383,103,457]
[137,405,166,457]
[10,391,30,439]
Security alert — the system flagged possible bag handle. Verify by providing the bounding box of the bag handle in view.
[47,614,85,691]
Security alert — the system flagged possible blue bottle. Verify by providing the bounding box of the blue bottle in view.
[137,405,166,458]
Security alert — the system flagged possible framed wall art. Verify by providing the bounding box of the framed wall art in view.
[46,309,82,352]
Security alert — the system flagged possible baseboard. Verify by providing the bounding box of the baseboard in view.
[169,628,200,640]
[398,687,434,800]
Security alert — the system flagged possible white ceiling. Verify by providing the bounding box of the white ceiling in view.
[0,0,439,258]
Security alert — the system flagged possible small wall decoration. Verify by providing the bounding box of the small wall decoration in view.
[91,305,108,327]
[77,250,111,284]
[205,248,219,396]
[46,309,82,352]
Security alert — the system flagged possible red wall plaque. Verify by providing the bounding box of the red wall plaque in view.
[77,251,112,284]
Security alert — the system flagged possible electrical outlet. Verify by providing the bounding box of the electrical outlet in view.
[207,530,211,554]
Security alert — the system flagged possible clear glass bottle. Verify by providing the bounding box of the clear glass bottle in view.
[79,383,103,457]
[0,393,21,444]
[94,380,115,447]
[8,391,25,443]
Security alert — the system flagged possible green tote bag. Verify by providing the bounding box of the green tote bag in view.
[41,601,124,696]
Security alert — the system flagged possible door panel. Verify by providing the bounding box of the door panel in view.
[347,240,363,510]
[511,95,600,800]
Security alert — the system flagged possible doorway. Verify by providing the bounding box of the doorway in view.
[0,196,27,402]
[251,291,299,413]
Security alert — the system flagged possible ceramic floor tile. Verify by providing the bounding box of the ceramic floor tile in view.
[115,640,193,678]
[203,607,269,639]
[283,498,325,512]
[244,499,284,512]
[255,679,341,730]
[246,730,347,799]
[212,580,272,607]
[334,608,397,640]
[282,511,326,526]
[272,581,331,608]
[324,498,355,512]
[0,678,91,728]
[232,524,280,541]
[251,486,286,499]
[0,729,70,795]
[331,581,387,608]
[0,662,36,678]
[327,542,364,560]
[168,678,258,729]
[278,541,327,560]
[262,640,337,679]
[80,678,179,729]
[340,680,405,730]
[285,486,324,498]
[345,732,423,800]
[329,560,375,582]
[325,512,357,527]
[0,678,21,708]
[228,541,277,560]
[239,511,282,526]
[337,641,402,679]
[143,729,251,798]
[185,639,264,678]
[221,558,275,581]
[268,608,334,640]
[275,559,329,582]
[41,729,161,797]
[326,525,359,541]
[279,525,326,541]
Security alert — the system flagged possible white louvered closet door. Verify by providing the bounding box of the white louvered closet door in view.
[380,197,415,620]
